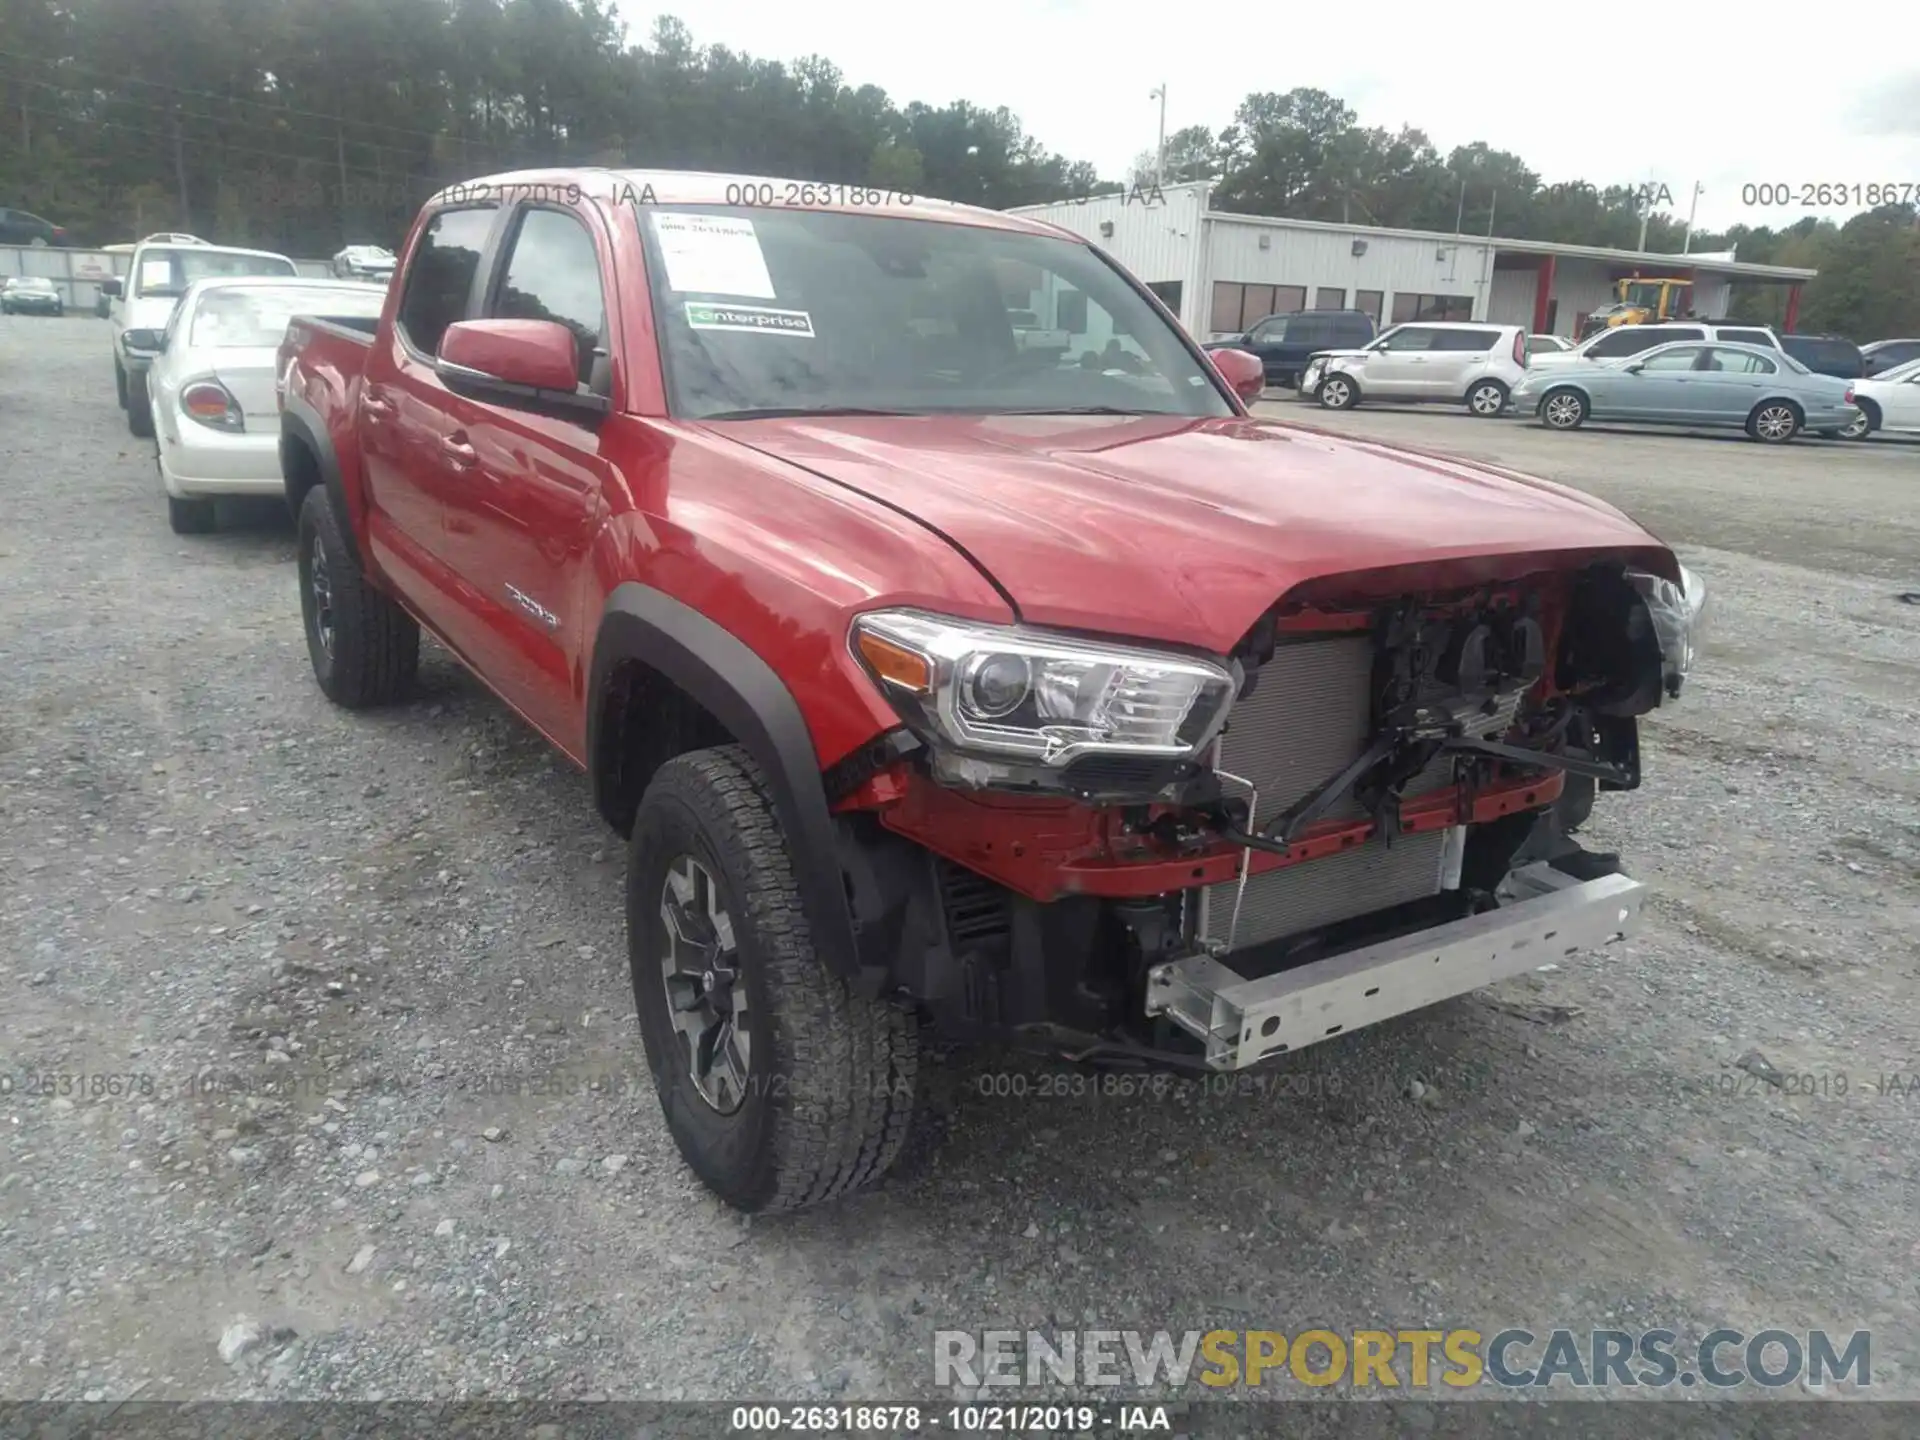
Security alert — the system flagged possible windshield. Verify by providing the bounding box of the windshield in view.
[635,206,1233,420]
[188,284,387,348]
[8,277,55,291]
[1878,357,1920,383]
[135,247,296,300]
[1622,282,1669,308]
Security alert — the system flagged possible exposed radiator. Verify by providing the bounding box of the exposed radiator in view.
[1199,828,1449,954]
[1198,634,1503,955]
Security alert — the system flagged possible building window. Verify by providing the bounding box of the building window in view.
[1354,289,1384,324]
[1210,281,1307,334]
[1144,280,1182,314]
[1390,292,1474,324]
[1314,286,1346,310]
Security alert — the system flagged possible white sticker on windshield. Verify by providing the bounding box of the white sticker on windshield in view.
[139,258,172,291]
[652,213,776,299]
[685,302,814,338]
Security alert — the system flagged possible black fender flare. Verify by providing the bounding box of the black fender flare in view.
[588,582,873,987]
[279,399,352,528]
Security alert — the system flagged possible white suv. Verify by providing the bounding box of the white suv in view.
[1304,322,1530,416]
[105,238,299,438]
[1528,321,1781,372]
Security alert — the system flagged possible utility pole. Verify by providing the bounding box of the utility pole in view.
[1682,182,1703,253]
[1635,182,1655,253]
[336,121,352,243]
[1149,84,1167,185]
[170,107,192,231]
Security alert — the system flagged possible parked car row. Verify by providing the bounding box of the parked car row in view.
[86,231,390,531]
[1244,313,1914,445]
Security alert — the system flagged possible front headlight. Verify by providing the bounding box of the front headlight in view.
[851,609,1237,770]
[1628,564,1708,695]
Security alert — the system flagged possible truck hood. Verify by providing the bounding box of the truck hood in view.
[719,413,1673,654]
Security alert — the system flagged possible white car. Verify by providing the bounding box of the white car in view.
[331,245,397,282]
[1302,322,1529,417]
[1528,321,1781,373]
[146,277,389,534]
[1527,334,1574,358]
[1842,356,1920,440]
[105,239,299,438]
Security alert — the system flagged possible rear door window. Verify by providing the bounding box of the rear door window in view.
[1376,325,1439,352]
[396,206,497,356]
[1287,315,1333,348]
[1434,328,1499,352]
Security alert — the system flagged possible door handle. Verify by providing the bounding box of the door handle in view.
[362,390,395,422]
[440,433,478,470]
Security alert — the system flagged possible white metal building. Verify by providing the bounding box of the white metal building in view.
[1008,180,1817,341]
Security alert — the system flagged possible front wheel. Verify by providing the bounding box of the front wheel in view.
[1466,378,1509,417]
[1540,388,1588,431]
[1747,401,1801,444]
[167,495,215,534]
[114,360,128,410]
[1316,374,1359,410]
[126,373,152,437]
[630,746,920,1214]
[296,487,419,708]
[1840,403,1878,440]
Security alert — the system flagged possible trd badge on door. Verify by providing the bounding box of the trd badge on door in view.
[505,583,559,630]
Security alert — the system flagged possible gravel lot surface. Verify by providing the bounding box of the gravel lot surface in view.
[3,318,1916,1419]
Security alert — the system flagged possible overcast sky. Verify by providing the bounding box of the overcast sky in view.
[619,0,1920,235]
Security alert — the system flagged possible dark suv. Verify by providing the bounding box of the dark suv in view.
[1780,334,1863,380]
[1212,308,1376,387]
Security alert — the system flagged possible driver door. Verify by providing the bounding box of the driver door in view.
[1358,325,1438,396]
[1609,344,1710,422]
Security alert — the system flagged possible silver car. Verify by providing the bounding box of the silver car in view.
[1513,340,1859,444]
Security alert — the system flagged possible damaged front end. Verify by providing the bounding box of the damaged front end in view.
[835,557,1706,1071]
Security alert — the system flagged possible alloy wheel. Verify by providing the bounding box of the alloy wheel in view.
[308,535,335,658]
[1755,405,1797,441]
[1469,383,1505,415]
[1839,411,1871,440]
[1320,377,1352,409]
[1543,393,1583,429]
[658,854,750,1115]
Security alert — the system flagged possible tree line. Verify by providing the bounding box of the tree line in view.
[3,0,1914,339]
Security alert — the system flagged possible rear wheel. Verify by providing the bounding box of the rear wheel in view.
[1317,374,1359,410]
[1466,378,1509,417]
[630,746,919,1213]
[1747,401,1801,443]
[167,495,215,534]
[114,360,128,410]
[296,487,419,708]
[1540,388,1588,431]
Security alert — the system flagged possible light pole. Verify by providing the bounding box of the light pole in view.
[1149,84,1167,185]
[1682,182,1703,253]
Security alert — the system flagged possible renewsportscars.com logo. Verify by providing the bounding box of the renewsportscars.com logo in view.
[934,1327,1872,1392]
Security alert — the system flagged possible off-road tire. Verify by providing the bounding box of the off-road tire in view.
[167,495,215,534]
[296,486,419,708]
[126,372,152,437]
[630,745,919,1214]
[1316,373,1359,410]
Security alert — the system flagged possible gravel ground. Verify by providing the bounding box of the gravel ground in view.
[2,317,1917,1416]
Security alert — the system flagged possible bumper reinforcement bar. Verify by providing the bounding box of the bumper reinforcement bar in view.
[1144,862,1646,1071]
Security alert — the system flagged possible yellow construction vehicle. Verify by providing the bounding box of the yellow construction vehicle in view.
[1578,277,1694,339]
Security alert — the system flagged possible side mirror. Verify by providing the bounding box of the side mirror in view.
[98,277,122,298]
[1209,347,1266,405]
[436,319,608,422]
[1622,361,1645,374]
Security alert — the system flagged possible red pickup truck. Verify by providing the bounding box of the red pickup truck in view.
[277,169,1707,1214]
